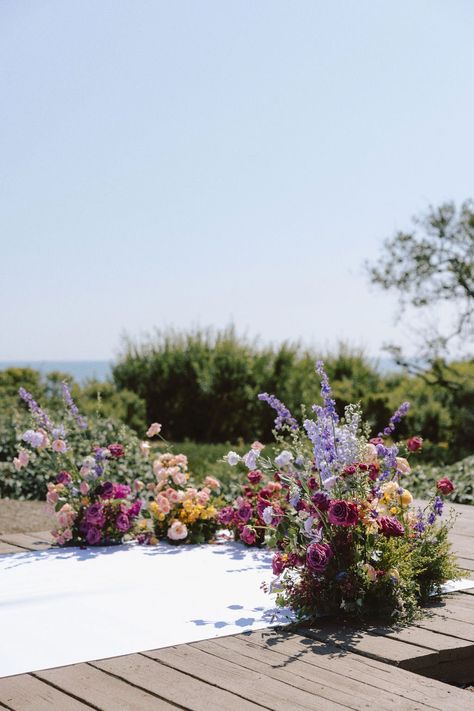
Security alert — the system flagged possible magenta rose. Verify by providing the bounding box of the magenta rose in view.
[108,443,125,458]
[407,436,423,452]
[378,516,405,537]
[240,526,257,545]
[307,476,319,491]
[247,470,263,485]
[55,470,72,485]
[127,500,142,518]
[218,506,235,525]
[86,527,101,545]
[328,500,358,527]
[85,503,105,527]
[437,477,455,495]
[306,542,333,572]
[116,513,130,532]
[113,483,131,499]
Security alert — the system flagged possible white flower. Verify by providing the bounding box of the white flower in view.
[275,450,293,468]
[226,451,241,466]
[243,449,259,469]
[262,506,274,525]
[323,475,338,490]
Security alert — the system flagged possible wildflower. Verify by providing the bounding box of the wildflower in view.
[240,526,257,545]
[108,443,125,458]
[18,387,54,431]
[61,381,88,429]
[243,449,259,470]
[13,450,29,470]
[274,450,293,468]
[226,451,241,466]
[378,402,410,438]
[52,439,68,454]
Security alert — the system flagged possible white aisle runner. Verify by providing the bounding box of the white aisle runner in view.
[0,542,293,678]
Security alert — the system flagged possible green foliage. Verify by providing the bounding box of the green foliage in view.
[410,456,474,505]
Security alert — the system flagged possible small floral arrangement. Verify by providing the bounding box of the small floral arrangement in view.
[225,362,465,623]
[138,448,222,545]
[14,385,142,546]
[218,446,286,546]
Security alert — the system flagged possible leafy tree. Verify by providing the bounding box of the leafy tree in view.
[366,200,473,376]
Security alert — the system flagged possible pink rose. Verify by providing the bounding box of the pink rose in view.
[47,490,59,505]
[196,490,210,505]
[251,441,265,452]
[155,495,171,514]
[247,470,263,485]
[167,521,188,541]
[80,481,90,495]
[13,450,29,470]
[437,477,455,495]
[52,439,68,454]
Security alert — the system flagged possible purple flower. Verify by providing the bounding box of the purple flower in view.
[240,526,257,545]
[86,527,101,545]
[272,552,287,576]
[61,381,88,430]
[85,503,105,527]
[22,429,46,448]
[306,542,333,572]
[18,387,54,431]
[315,361,339,423]
[433,495,444,517]
[258,393,298,430]
[378,401,410,438]
[116,513,130,532]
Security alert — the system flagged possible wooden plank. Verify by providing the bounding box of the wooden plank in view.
[144,644,347,710]
[35,663,176,710]
[194,636,419,711]
[365,623,474,662]
[299,621,439,671]
[242,629,472,710]
[91,653,263,711]
[455,557,474,573]
[0,674,93,710]
[0,533,52,551]
[415,614,474,643]
[0,541,26,555]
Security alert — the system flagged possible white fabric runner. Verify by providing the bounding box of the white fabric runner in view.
[0,542,292,678]
[0,541,472,679]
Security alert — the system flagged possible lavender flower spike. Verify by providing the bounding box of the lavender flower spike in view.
[61,381,88,430]
[258,393,298,430]
[378,401,410,438]
[18,387,53,431]
[315,361,338,422]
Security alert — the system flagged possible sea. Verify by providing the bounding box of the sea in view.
[0,361,112,384]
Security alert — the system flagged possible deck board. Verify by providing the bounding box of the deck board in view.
[0,500,473,709]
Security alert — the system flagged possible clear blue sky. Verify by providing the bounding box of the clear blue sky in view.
[1,0,473,360]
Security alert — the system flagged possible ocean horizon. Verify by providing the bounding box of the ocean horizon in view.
[0,361,112,383]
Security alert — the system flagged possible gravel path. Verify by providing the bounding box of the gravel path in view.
[0,499,53,534]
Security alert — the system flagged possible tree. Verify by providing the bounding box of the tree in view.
[366,200,474,384]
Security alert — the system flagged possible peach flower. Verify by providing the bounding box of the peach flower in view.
[146,423,162,437]
[167,520,188,541]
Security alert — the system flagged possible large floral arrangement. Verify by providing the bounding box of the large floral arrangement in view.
[14,385,142,546]
[138,439,222,544]
[218,445,286,546]
[225,362,464,622]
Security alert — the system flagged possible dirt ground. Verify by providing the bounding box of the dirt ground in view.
[0,499,53,534]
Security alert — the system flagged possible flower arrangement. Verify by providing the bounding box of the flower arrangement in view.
[225,362,465,622]
[218,445,287,546]
[138,447,222,545]
[14,384,142,546]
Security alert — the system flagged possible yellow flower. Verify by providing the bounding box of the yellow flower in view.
[149,501,159,515]
[139,519,148,530]
[400,490,413,506]
[149,536,158,545]
[390,506,399,515]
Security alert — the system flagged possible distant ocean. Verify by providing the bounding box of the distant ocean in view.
[0,361,112,384]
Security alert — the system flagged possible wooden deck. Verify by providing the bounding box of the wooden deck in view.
[0,502,473,710]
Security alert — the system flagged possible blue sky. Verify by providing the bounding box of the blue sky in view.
[1,1,473,360]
